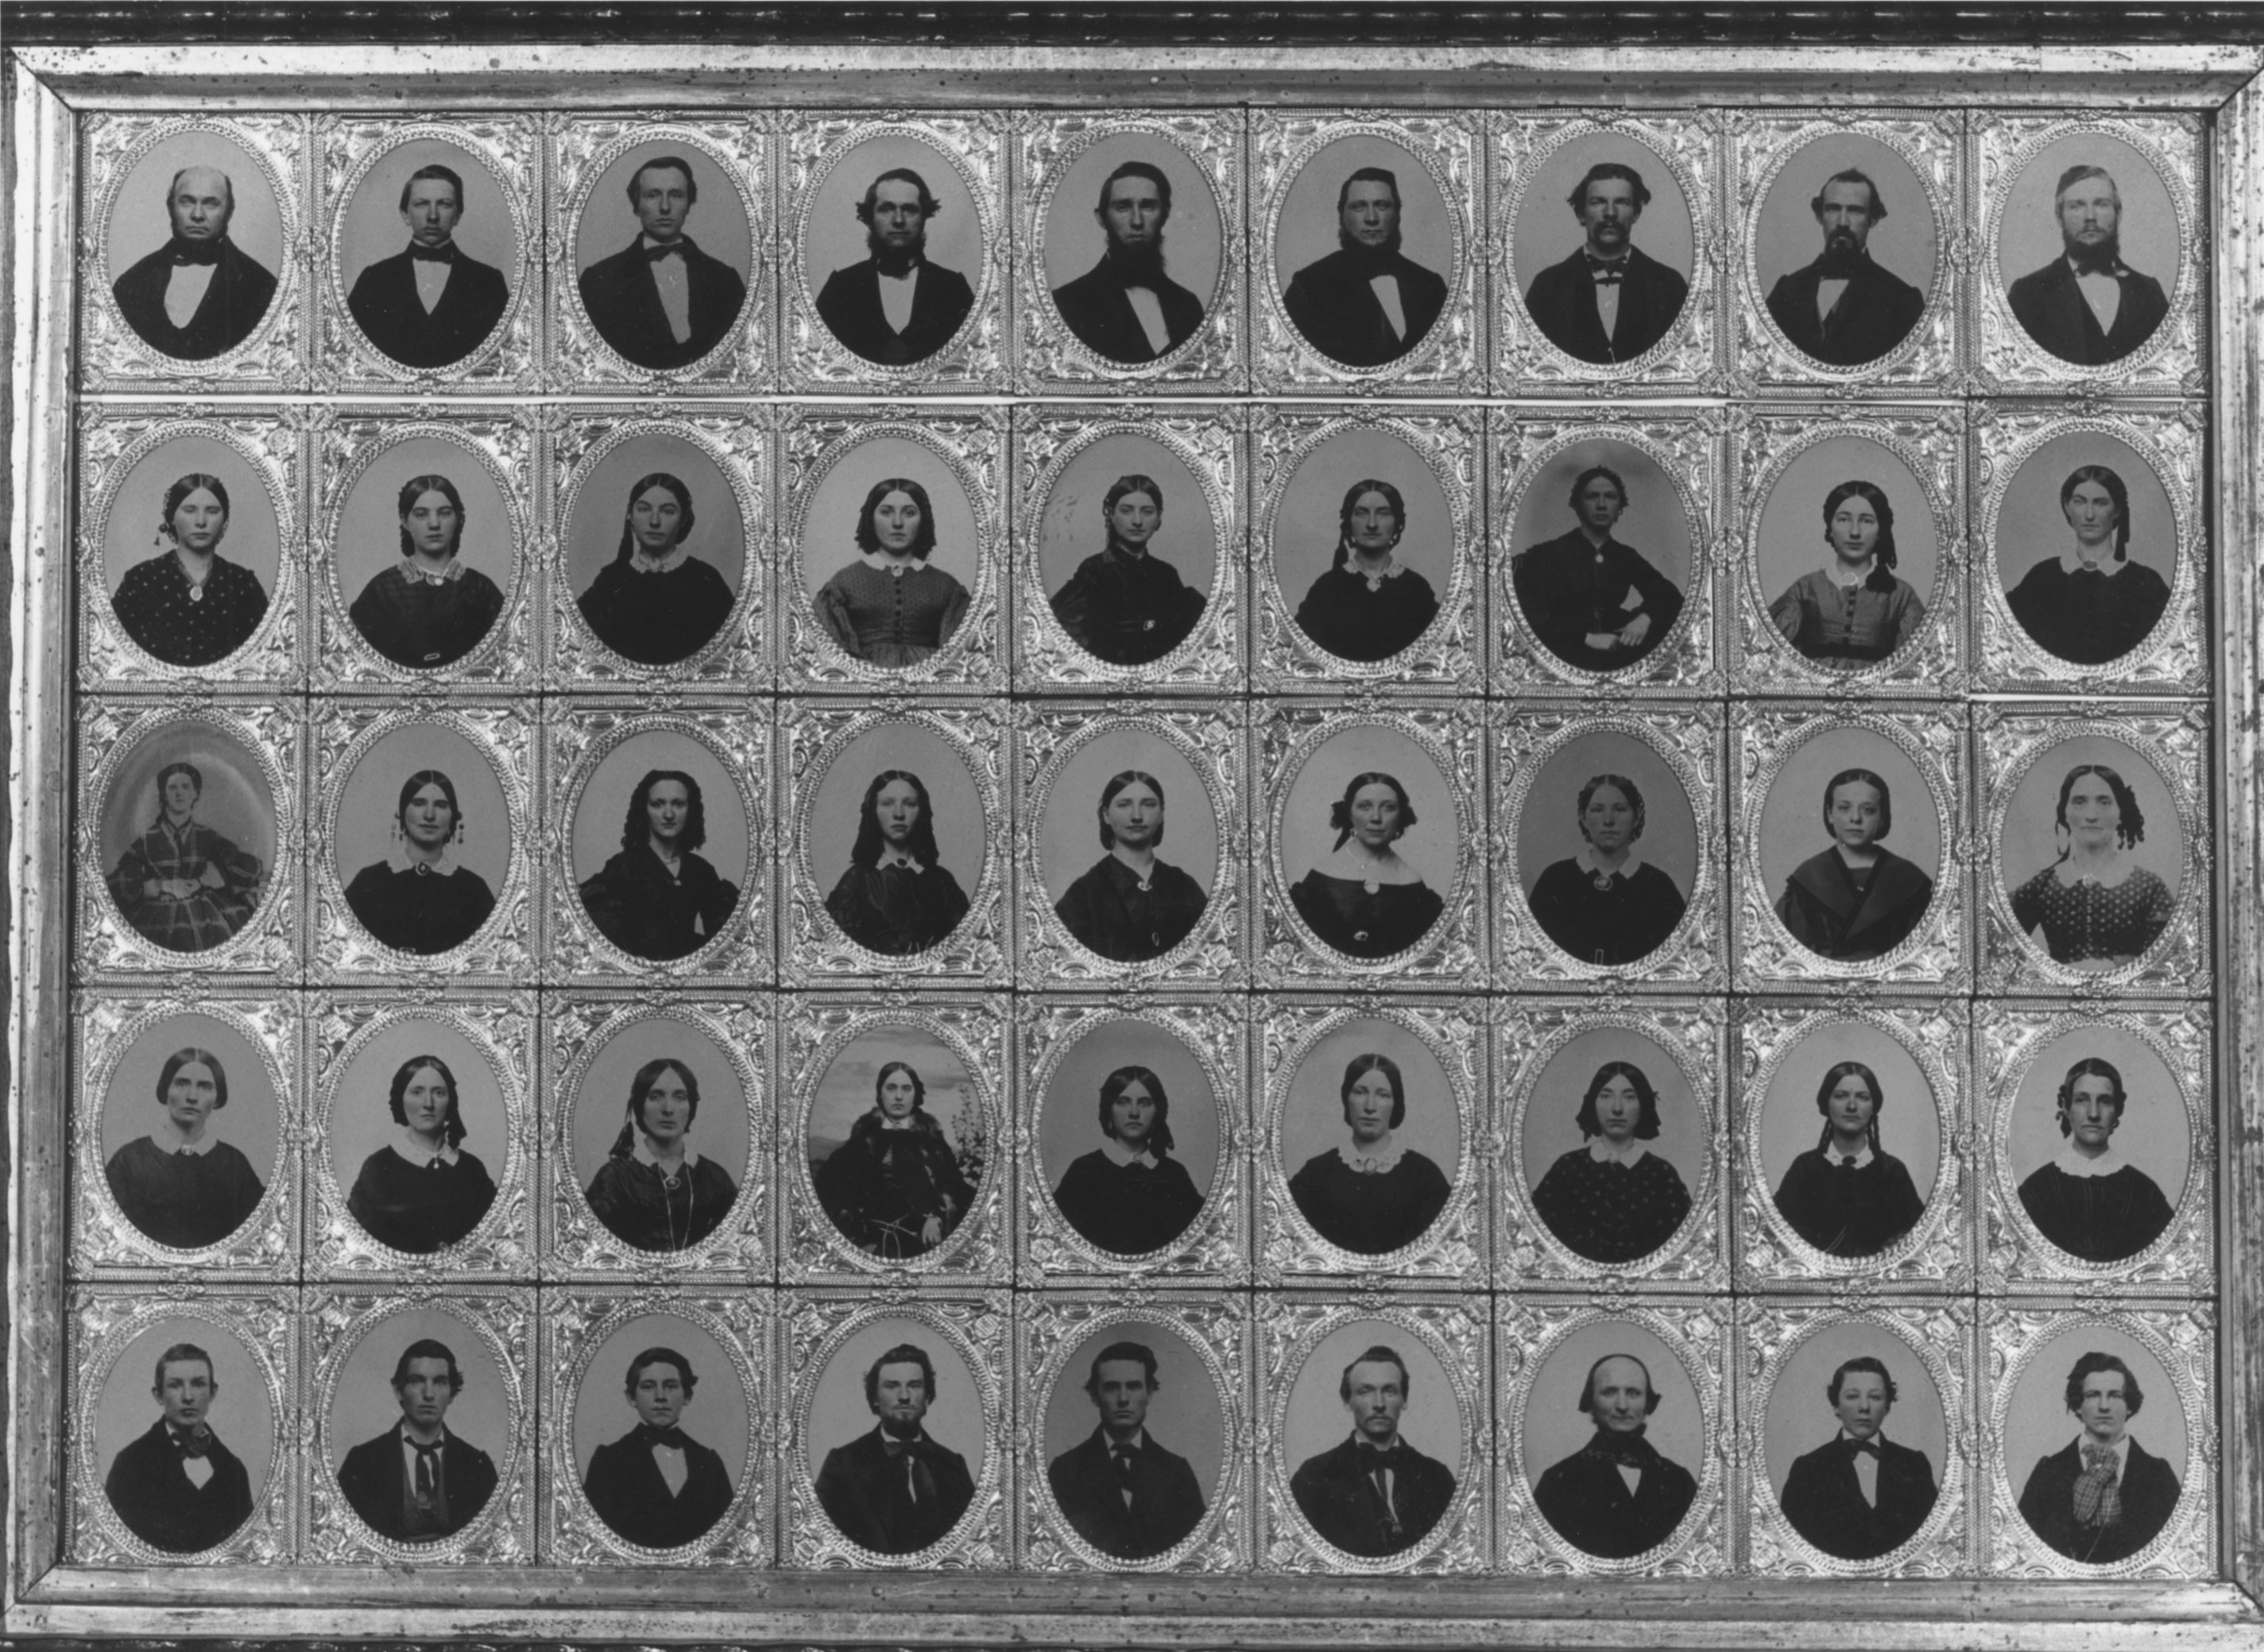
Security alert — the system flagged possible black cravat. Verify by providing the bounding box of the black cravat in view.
[1585,255,1627,287]
[646,242,686,263]
[1583,1431,1654,1468]
[410,1438,442,1507]
[639,1424,690,1451]
[1356,1445,1403,1531]
[167,237,223,267]
[2069,250,2122,277]
[408,242,456,264]
[170,1426,211,1460]
[1841,1437,1882,1460]
[883,1435,937,1504]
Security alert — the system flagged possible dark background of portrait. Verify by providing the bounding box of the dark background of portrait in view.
[1513,729,1699,903]
[1753,434,1942,617]
[1753,133,1937,300]
[334,721,513,899]
[1999,733,2182,902]
[799,133,984,309]
[1755,1019,1941,1207]
[1277,724,1458,895]
[2005,1023,2189,1203]
[328,1306,512,1478]
[1278,1016,1461,1205]
[1507,438,1693,597]
[2002,1324,2187,1489]
[569,1311,749,1511]
[1034,431,1218,607]
[563,431,748,605]
[326,1018,509,1228]
[99,1011,282,1202]
[797,434,983,605]
[333,435,517,621]
[1040,135,1224,318]
[1757,725,1944,900]
[1995,133,2180,298]
[1269,425,1455,623]
[104,130,287,288]
[567,1016,753,1200]
[1035,1019,1221,1215]
[1523,1321,1703,1498]
[806,1025,980,1186]
[573,140,753,291]
[1271,133,1457,316]
[805,1316,985,1485]
[100,433,284,602]
[804,722,987,903]
[568,725,750,900]
[1512,132,1697,306]
[95,1317,275,1510]
[1519,1027,1705,1207]
[1990,431,2178,609]
[1041,1318,1225,1503]
[1283,1320,1463,1491]
[1759,1321,1947,1503]
[99,722,277,890]
[338,138,518,302]
[1036,723,1217,907]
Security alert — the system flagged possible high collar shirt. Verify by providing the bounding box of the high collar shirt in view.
[1839,1427,1887,1506]
[2070,257,2123,334]
[412,245,455,313]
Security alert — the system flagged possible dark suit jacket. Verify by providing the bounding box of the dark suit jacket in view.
[1050,259,1204,362]
[813,1426,975,1554]
[1047,1428,1207,1559]
[1766,254,1927,366]
[1531,1439,1698,1558]
[1522,244,1689,365]
[1280,246,1449,367]
[1778,1434,1939,1560]
[576,235,748,370]
[1287,1436,1457,1557]
[2017,1436,2182,1565]
[2006,257,2170,366]
[335,1424,497,1542]
[111,238,278,360]
[103,1419,255,1553]
[346,245,511,368]
[815,257,977,366]
[582,1429,734,1548]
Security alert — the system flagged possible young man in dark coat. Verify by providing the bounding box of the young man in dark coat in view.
[576,156,748,370]
[581,1347,735,1549]
[346,161,511,369]
[1049,160,1206,363]
[1046,1341,1208,1560]
[1280,167,1449,367]
[1287,1345,1457,1557]
[1531,1352,1698,1559]
[335,1337,498,1543]
[815,168,977,366]
[1764,169,1928,366]
[110,164,278,360]
[103,1341,256,1553]
[813,1343,976,1555]
[2016,1352,2182,1565]
[2004,164,2170,366]
[1521,161,1689,366]
[1776,1355,1939,1560]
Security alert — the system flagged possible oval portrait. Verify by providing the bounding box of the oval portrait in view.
[1272,133,1457,369]
[1270,426,1455,667]
[569,1311,749,1550]
[1032,431,1219,669]
[567,726,749,964]
[803,1313,986,1556]
[805,1024,986,1263]
[100,431,284,669]
[1278,1016,1460,1259]
[1036,722,1218,965]
[335,137,520,371]
[326,1305,513,1546]
[1280,1319,1465,1560]
[331,433,517,672]
[800,132,985,369]
[326,1015,509,1258]
[98,1010,281,1252]
[99,721,277,956]
[1759,1321,1949,1562]
[1998,733,2182,973]
[333,720,512,958]
[1514,729,1698,968]
[1755,1019,1941,1262]
[1751,133,1938,369]
[1506,437,1694,675]
[1511,131,1696,368]
[103,128,286,362]
[91,1317,273,1554]
[1040,136,1223,366]
[571,138,754,373]
[1751,434,1941,671]
[2004,1024,2189,1267]
[797,435,983,674]
[805,721,986,958]
[1040,1317,1225,1561]
[1522,1318,1704,1561]
[1991,431,2178,669]
[1277,723,1457,961]
[2002,1323,2188,1566]
[560,430,749,668]
[1995,133,2181,370]
[1756,725,1942,965]
[1518,1025,1704,1267]
[1037,1017,1221,1260]
[567,1016,751,1257]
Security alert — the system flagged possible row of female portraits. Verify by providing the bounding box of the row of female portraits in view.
[82,406,2209,695]
[81,109,2206,395]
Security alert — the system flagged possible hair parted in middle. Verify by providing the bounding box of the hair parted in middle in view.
[1338,1051,1407,1131]
[1821,479,1901,594]
[1095,159,1173,219]
[2054,1054,2129,1135]
[1095,1063,1176,1155]
[1575,1059,1661,1140]
[394,473,468,559]
[1811,1058,1887,1157]
[1331,477,1406,571]
[2052,762,2147,855]
[1566,464,1627,513]
[155,1046,230,1111]
[1327,770,1416,853]
[2057,464,2133,563]
[1096,769,1165,849]
[848,768,942,870]
[852,476,940,562]
[1821,767,1893,841]
[1575,773,1647,843]
[160,472,232,541]
[606,1055,705,1159]
[618,767,709,854]
[387,1053,470,1148]
[612,471,697,565]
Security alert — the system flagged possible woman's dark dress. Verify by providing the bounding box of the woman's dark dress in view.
[103,1136,267,1248]
[1529,1147,1693,1263]
[579,848,739,961]
[824,863,970,955]
[1525,860,1686,965]
[1287,1148,1452,1254]
[1051,1150,1207,1255]
[110,552,269,666]
[1048,546,1207,665]
[347,563,505,669]
[2007,866,2175,965]
[1510,530,1684,672]
[1774,846,1933,961]
[584,1154,741,1252]
[343,861,497,956]
[1771,1148,1925,1257]
[1291,564,1440,662]
[2005,559,2171,666]
[1288,872,1443,958]
[811,1113,977,1259]
[1053,856,1208,961]
[577,556,736,665]
[2016,1163,2176,1263]
[346,1147,497,1252]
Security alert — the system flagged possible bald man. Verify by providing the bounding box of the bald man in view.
[111,164,279,359]
[1531,1352,1698,1558]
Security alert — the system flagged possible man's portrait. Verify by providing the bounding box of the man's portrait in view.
[811,1337,978,1556]
[1768,1344,1943,1561]
[2003,1023,2190,1269]
[804,1023,987,1263]
[2011,1340,2185,1565]
[333,1334,501,1543]
[1998,137,2177,368]
[96,719,277,958]
[1274,142,1452,368]
[96,1011,279,1254]
[1035,1016,1222,1263]
[807,141,981,369]
[566,728,749,964]
[1527,1336,1701,1560]
[1043,1332,1215,1561]
[1284,1338,1459,1557]
[574,1316,746,1550]
[97,1328,265,1553]
[1030,430,1221,673]
[106,133,282,361]
[574,147,752,372]
[1519,155,1691,366]
[339,144,513,369]
[1045,149,1216,365]
[1755,138,1933,367]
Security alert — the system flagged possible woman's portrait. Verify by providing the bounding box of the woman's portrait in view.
[1291,479,1440,662]
[1752,1019,1941,1267]
[2014,1055,2175,1264]
[1752,435,1940,670]
[797,435,985,673]
[1277,723,1458,963]
[807,1027,985,1261]
[104,752,268,954]
[107,470,271,667]
[565,1016,752,1259]
[1769,757,1937,962]
[1507,447,1692,675]
[99,1016,274,1251]
[824,770,970,956]
[1051,770,1209,962]
[344,473,506,669]
[1998,446,2174,667]
[1035,724,1219,966]
[1770,1059,1928,1257]
[584,1058,743,1253]
[343,1052,499,1255]
[1520,762,1691,967]
[1279,1020,1458,1256]
[1527,1058,1694,1265]
[804,720,989,965]
[574,752,742,962]
[575,472,737,666]
[343,768,497,956]
[1037,1017,1221,1260]
[1269,425,1455,667]
[1031,431,1221,672]
[2002,745,2180,970]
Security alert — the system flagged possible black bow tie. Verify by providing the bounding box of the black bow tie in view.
[408,242,455,264]
[171,1426,211,1459]
[880,1434,922,1458]
[167,238,223,267]
[640,1424,690,1451]
[1842,1437,1882,1459]
[645,242,687,263]
[1585,256,1627,285]
[1583,1431,1654,1468]
[2069,251,2123,277]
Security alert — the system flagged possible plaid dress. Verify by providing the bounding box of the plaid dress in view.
[106,818,264,950]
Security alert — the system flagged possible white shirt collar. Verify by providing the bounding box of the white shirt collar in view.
[1100,1136,1159,1170]
[2053,1139,2130,1179]
[2076,1431,2133,1472]
[2058,546,2128,578]
[875,1114,919,1132]
[1823,557,1875,590]
[632,1134,702,1171]
[386,842,460,876]
[1344,552,1406,590]
[389,1128,459,1167]
[1825,1141,1875,1169]
[149,1122,218,1155]
[1337,1134,1406,1174]
[861,551,920,576]
[640,233,687,255]
[1573,845,1647,879]
[1102,1426,1150,1452]
[2067,253,2127,280]
[1838,1428,1891,1446]
[873,846,925,872]
[629,544,691,575]
[1587,1136,1647,1166]
[401,557,464,586]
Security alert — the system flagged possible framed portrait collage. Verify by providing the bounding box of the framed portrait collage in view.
[6,10,2264,1650]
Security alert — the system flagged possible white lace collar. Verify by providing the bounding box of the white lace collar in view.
[401,557,464,586]
[1573,845,1647,880]
[628,544,691,575]
[1822,556,1876,590]
[2052,1139,2130,1179]
[1343,551,1406,591]
[632,1134,702,1172]
[386,842,461,876]
[1337,1134,1406,1174]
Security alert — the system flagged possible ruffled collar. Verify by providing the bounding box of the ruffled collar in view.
[1337,1134,1405,1174]
[1341,551,1406,592]
[1822,556,1875,590]
[628,544,691,575]
[2052,1139,2130,1179]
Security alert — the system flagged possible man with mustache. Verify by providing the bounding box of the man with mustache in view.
[814,1342,976,1555]
[1281,166,1449,367]
[815,168,977,367]
[1287,1344,1457,1557]
[1765,168,1927,366]
[346,161,512,369]
[576,155,749,371]
[1050,159,1206,363]
[2006,164,2169,366]
[1522,161,1689,366]
[110,164,279,360]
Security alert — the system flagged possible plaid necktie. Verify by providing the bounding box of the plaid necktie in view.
[2072,1443,2123,1528]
